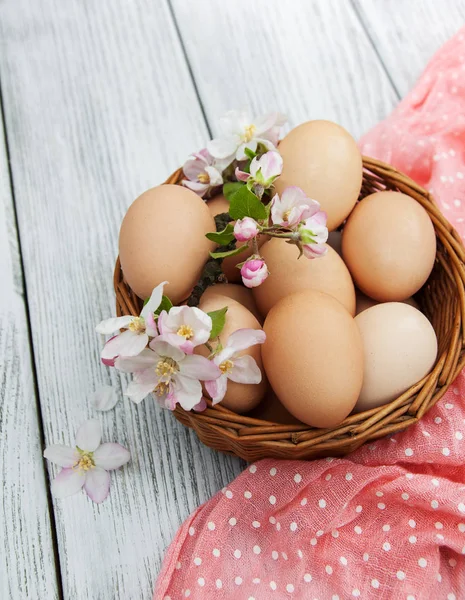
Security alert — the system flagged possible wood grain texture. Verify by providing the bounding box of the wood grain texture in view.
[0,103,59,596]
[170,0,399,139]
[353,0,465,96]
[0,1,244,598]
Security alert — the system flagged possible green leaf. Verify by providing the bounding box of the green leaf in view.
[155,295,173,315]
[210,244,249,260]
[244,147,257,160]
[223,181,244,200]
[207,307,228,339]
[229,185,267,221]
[205,223,235,245]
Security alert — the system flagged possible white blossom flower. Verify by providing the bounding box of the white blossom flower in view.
[182,149,224,197]
[96,281,167,364]
[44,419,130,504]
[115,339,221,410]
[271,186,322,228]
[205,329,266,404]
[158,306,212,354]
[299,211,329,259]
[207,110,287,164]
[235,151,283,190]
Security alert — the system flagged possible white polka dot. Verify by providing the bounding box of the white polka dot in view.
[455,431,463,440]
[332,530,339,538]
[332,596,340,600]
[363,553,369,561]
[234,576,242,585]
[431,500,439,509]
[164,596,171,600]
[325,565,333,575]
[225,490,233,499]
[175,561,181,570]
[383,542,391,551]
[249,464,257,473]
[282,552,288,560]
[409,519,416,528]
[346,472,353,481]
[276,522,281,531]
[290,522,298,532]
[207,521,215,530]
[269,495,276,505]
[244,491,252,499]
[252,520,260,528]
[229,517,237,526]
[286,584,294,593]
[319,499,326,508]
[310,538,317,546]
[378,503,386,510]
[270,467,277,476]
[354,526,362,534]
[301,497,307,506]
[383,524,390,532]
[270,581,277,590]
[407,596,415,600]
[437,533,445,541]
[462,545,465,554]
[304,574,312,582]
[325,473,332,481]
[405,448,414,456]
[248,597,255,600]
[432,479,440,487]
[194,557,202,566]
[184,590,190,597]
[418,558,427,568]
[406,473,414,480]
[233,549,241,559]
[340,556,348,566]
[197,578,205,587]
[458,523,465,532]
[445,403,454,409]
[212,548,220,557]
[435,417,442,424]
[355,505,363,513]
[442,448,450,456]
[352,589,360,597]
[316,529,324,537]
[253,545,261,554]
[448,594,456,600]
[435,522,443,529]
[252,578,260,584]
[371,579,380,589]
[376,491,384,497]
[297,549,303,559]
[397,570,406,580]
[294,473,302,483]
[402,493,409,500]
[449,558,457,567]
[269,516,276,524]
[272,551,278,560]
[458,503,465,514]
[188,527,195,536]
[409,535,417,544]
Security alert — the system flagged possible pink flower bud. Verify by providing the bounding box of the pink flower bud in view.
[240,259,269,288]
[234,217,259,242]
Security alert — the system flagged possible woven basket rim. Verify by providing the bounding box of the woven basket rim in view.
[114,156,465,461]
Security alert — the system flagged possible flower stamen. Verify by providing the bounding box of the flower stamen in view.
[197,171,210,184]
[219,359,234,375]
[74,452,95,472]
[177,324,194,340]
[128,317,145,333]
[243,124,256,143]
[156,357,179,380]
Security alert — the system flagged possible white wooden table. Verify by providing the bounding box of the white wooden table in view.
[1,1,464,598]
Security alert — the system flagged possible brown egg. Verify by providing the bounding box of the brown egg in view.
[197,294,267,412]
[249,389,304,425]
[200,283,263,322]
[119,185,215,303]
[274,120,363,231]
[253,239,355,316]
[263,290,364,428]
[355,290,420,315]
[342,191,436,302]
[206,193,268,283]
[354,303,437,412]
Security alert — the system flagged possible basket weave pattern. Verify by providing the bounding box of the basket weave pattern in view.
[114,157,465,461]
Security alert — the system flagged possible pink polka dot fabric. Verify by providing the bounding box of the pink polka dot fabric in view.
[155,29,465,600]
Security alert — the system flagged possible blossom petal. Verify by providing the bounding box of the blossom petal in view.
[44,445,79,467]
[193,397,207,412]
[114,348,157,373]
[91,385,119,412]
[75,419,101,452]
[51,468,85,498]
[207,137,237,161]
[149,338,186,362]
[101,329,148,360]
[235,167,250,182]
[124,377,156,404]
[172,375,203,411]
[183,158,204,180]
[145,311,158,338]
[93,443,131,470]
[84,467,110,504]
[205,165,223,186]
[236,140,257,161]
[140,281,168,321]
[96,316,133,335]
[205,375,228,405]
[229,355,262,384]
[180,354,222,380]
[226,328,266,353]
[253,112,282,135]
[182,179,208,195]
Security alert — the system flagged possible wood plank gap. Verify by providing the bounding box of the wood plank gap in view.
[349,0,401,101]
[0,75,65,600]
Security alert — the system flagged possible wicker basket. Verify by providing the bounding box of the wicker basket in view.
[114,156,465,461]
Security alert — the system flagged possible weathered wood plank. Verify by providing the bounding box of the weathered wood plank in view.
[0,101,60,596]
[0,1,244,598]
[353,0,465,96]
[170,0,399,139]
